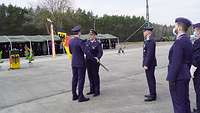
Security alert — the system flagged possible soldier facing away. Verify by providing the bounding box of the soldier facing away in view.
[69,25,90,102]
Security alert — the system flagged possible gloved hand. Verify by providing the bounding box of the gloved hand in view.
[143,66,148,70]
[94,57,100,63]
[190,65,197,78]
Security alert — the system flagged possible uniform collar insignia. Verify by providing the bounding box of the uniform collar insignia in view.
[177,32,186,40]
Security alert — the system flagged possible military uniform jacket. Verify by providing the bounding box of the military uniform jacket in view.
[85,39,103,61]
[69,37,86,67]
[192,38,200,68]
[143,36,157,67]
[167,34,193,81]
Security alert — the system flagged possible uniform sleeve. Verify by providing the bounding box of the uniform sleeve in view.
[168,40,183,81]
[80,40,93,60]
[192,40,200,67]
[80,40,87,53]
[97,42,103,59]
[143,40,155,67]
[69,41,72,54]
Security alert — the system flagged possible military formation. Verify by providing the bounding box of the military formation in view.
[67,17,200,113]
[142,17,200,113]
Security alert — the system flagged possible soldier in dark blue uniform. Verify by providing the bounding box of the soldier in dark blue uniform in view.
[167,17,193,113]
[85,29,103,97]
[69,25,90,102]
[143,26,157,102]
[192,23,200,113]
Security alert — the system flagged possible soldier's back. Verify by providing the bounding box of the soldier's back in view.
[69,38,85,67]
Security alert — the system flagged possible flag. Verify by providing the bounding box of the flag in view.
[63,35,72,60]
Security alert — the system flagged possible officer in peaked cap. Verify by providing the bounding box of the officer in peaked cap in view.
[71,25,81,33]
[85,29,103,97]
[192,23,200,113]
[69,25,90,102]
[167,17,193,113]
[142,26,157,102]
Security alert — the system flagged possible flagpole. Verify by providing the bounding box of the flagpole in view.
[47,18,56,58]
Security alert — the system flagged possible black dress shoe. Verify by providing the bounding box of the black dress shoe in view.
[192,109,200,113]
[93,93,100,97]
[144,96,156,102]
[145,94,157,98]
[72,95,78,101]
[78,97,90,102]
[144,94,151,98]
[86,92,94,95]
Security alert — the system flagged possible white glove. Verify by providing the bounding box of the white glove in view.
[94,57,100,63]
[190,65,197,78]
[143,66,148,70]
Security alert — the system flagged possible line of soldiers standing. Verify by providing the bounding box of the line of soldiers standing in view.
[143,17,200,113]
[69,26,103,102]
[68,17,200,111]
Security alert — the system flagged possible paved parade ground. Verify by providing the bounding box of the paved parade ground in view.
[0,42,197,113]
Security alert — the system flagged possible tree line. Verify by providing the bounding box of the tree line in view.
[0,3,174,41]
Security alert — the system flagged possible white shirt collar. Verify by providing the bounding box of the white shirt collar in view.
[90,38,96,43]
[146,34,151,41]
[74,35,79,38]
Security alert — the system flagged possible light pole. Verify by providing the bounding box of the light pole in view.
[93,17,96,30]
[47,18,56,58]
[146,0,150,27]
[121,0,151,42]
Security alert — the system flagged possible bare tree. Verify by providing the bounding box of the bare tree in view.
[39,0,74,29]
[41,0,73,13]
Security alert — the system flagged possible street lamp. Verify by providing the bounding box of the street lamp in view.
[47,18,56,58]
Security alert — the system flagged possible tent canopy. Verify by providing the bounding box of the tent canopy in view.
[79,34,119,40]
[0,34,119,43]
[0,35,61,43]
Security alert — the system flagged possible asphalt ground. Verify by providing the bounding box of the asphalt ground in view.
[0,42,197,113]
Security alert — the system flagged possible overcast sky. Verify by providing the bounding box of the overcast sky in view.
[1,0,200,25]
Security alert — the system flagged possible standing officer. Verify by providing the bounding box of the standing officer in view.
[85,29,103,97]
[167,17,193,113]
[69,25,89,102]
[143,26,157,102]
[192,23,200,113]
